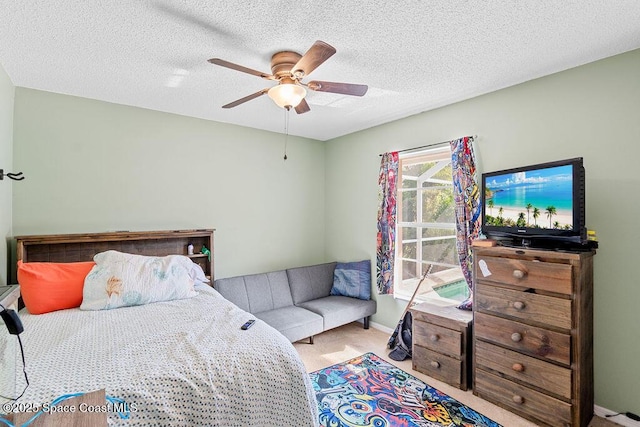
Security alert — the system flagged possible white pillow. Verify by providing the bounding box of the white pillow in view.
[80,251,199,311]
[182,258,210,286]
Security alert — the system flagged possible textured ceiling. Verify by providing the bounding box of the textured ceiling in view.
[1,1,639,141]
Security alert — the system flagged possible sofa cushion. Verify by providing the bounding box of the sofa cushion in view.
[330,260,372,300]
[255,306,323,343]
[287,262,337,305]
[213,270,292,313]
[297,295,377,331]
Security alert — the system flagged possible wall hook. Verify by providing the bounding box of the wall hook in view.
[0,169,25,181]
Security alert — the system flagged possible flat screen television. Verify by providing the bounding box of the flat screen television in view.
[481,157,589,248]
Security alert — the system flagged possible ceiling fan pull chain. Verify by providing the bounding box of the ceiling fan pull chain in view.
[283,107,290,161]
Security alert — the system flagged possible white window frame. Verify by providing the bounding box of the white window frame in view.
[393,146,464,302]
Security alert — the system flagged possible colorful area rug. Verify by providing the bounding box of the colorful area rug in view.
[310,352,501,427]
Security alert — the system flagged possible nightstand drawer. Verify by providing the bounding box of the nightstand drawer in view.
[413,345,463,388]
[475,256,572,295]
[413,320,462,357]
[475,284,572,330]
[475,369,571,427]
[475,312,570,365]
[475,340,572,399]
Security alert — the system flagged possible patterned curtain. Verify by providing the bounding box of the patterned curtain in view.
[376,152,399,295]
[450,136,481,310]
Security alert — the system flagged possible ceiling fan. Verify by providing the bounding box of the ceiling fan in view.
[208,40,368,114]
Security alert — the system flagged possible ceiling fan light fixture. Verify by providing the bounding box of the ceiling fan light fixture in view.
[210,41,365,115]
[268,83,307,109]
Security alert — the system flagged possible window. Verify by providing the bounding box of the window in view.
[394,147,468,303]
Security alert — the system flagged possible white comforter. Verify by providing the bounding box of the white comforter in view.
[12,285,319,426]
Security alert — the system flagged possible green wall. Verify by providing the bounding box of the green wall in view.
[325,48,640,414]
[12,89,326,279]
[0,64,14,286]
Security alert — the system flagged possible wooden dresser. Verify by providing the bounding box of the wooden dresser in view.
[410,301,473,390]
[472,246,595,427]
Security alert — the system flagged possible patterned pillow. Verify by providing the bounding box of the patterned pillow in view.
[80,251,198,311]
[330,260,372,300]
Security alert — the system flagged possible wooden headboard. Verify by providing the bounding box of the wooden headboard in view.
[15,229,215,281]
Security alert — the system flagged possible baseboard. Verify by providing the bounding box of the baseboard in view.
[594,406,640,427]
[369,321,394,335]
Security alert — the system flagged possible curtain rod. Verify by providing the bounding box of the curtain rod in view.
[378,135,477,156]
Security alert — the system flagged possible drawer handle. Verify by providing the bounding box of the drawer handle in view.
[512,363,525,372]
[429,334,439,342]
[512,269,526,279]
[430,361,440,369]
[512,395,524,405]
[513,301,525,310]
[511,332,523,342]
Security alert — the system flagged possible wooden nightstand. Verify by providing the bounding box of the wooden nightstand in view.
[410,300,473,390]
[0,285,20,310]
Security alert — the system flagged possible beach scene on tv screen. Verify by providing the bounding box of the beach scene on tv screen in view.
[484,165,574,230]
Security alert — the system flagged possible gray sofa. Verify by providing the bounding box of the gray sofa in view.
[213,262,377,343]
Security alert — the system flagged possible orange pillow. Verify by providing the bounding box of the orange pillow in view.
[17,260,96,314]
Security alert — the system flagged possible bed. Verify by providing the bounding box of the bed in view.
[6,230,319,426]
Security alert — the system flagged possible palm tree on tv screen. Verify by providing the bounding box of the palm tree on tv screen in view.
[526,203,533,225]
[546,206,557,228]
[533,207,540,226]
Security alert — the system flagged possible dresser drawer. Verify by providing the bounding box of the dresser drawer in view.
[476,284,572,330]
[475,256,572,295]
[413,345,463,388]
[475,340,572,399]
[475,369,571,427]
[475,312,570,365]
[413,320,462,357]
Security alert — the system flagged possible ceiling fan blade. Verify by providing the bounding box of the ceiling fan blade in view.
[291,40,336,78]
[294,98,311,114]
[208,58,276,80]
[222,89,269,109]
[307,81,368,96]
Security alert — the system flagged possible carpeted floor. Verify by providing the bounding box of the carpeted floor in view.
[294,322,618,427]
